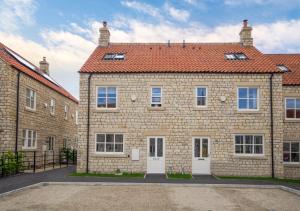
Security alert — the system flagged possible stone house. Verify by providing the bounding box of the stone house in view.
[0,43,78,159]
[266,54,300,179]
[77,20,300,178]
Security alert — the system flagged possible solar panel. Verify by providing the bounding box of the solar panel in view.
[6,48,37,71]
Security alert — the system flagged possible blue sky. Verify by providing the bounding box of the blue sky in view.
[1,0,300,98]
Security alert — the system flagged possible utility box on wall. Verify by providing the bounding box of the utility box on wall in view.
[131,149,139,161]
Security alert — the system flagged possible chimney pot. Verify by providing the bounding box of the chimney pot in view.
[243,19,248,27]
[103,21,107,27]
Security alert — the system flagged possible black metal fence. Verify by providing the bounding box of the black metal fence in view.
[0,148,77,178]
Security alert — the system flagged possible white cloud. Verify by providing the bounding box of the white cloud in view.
[164,3,190,22]
[254,19,300,53]
[0,0,36,32]
[120,0,161,18]
[0,30,95,99]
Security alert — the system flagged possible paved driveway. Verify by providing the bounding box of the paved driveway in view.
[0,184,299,211]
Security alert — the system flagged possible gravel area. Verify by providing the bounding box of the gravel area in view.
[0,184,299,211]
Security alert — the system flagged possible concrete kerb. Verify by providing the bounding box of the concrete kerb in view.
[0,182,300,197]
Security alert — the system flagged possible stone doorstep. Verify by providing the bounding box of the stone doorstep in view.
[0,182,299,198]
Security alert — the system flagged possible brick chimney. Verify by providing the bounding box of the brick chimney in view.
[239,19,253,47]
[99,21,110,47]
[39,57,49,75]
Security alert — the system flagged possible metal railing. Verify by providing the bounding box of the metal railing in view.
[0,148,77,178]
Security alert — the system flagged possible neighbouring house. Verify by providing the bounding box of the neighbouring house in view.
[78,20,299,178]
[0,43,78,158]
[266,54,300,179]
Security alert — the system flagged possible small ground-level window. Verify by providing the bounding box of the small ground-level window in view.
[96,134,124,153]
[151,87,162,107]
[22,129,37,149]
[47,136,55,151]
[283,142,300,163]
[235,135,263,155]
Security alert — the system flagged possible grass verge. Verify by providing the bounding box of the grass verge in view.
[167,173,192,179]
[70,172,145,178]
[216,176,300,184]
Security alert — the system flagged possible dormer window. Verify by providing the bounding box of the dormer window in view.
[225,53,248,60]
[103,53,125,60]
[277,65,289,72]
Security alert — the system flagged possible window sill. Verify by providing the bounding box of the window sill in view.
[233,155,266,160]
[92,153,128,158]
[94,109,120,113]
[193,106,208,111]
[284,119,300,123]
[21,148,37,151]
[236,110,261,114]
[147,107,166,111]
[283,163,300,167]
[25,107,36,113]
[50,113,55,116]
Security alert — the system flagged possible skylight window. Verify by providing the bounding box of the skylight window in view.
[103,53,125,60]
[277,65,289,72]
[225,53,248,60]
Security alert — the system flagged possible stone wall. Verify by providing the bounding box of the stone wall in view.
[78,73,284,177]
[0,59,78,157]
[283,86,300,179]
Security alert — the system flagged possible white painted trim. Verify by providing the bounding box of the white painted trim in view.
[25,87,37,111]
[233,134,265,156]
[237,87,260,112]
[147,136,166,174]
[284,97,300,120]
[150,86,163,107]
[22,129,37,150]
[94,133,125,155]
[95,86,118,110]
[195,86,208,108]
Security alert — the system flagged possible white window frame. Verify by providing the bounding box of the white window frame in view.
[195,86,208,107]
[234,134,264,156]
[50,98,56,115]
[22,129,37,149]
[96,86,118,109]
[25,88,36,110]
[47,136,55,151]
[285,98,300,120]
[95,133,124,154]
[64,105,69,120]
[237,87,259,111]
[151,87,162,107]
[283,141,300,164]
[63,138,67,149]
[75,110,78,125]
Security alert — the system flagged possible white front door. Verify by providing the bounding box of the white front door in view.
[192,137,211,175]
[147,137,165,174]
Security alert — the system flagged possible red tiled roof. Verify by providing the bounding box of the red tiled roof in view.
[0,42,78,103]
[266,54,300,86]
[80,43,280,74]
